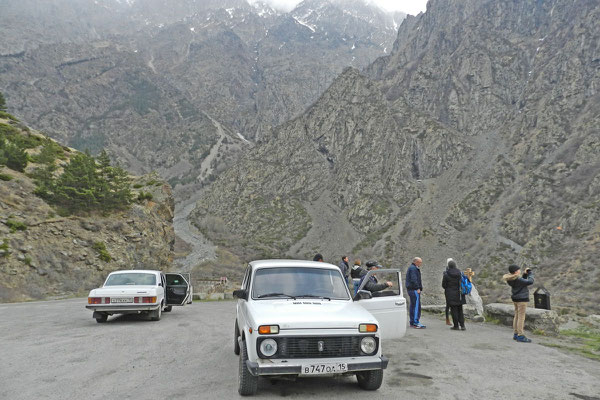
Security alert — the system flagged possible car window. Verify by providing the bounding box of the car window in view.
[252,267,349,300]
[105,273,156,286]
[166,274,186,286]
[242,265,251,290]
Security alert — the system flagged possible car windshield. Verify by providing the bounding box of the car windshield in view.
[252,267,349,300]
[104,273,156,286]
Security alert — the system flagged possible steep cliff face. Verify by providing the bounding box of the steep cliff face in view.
[0,117,176,302]
[192,0,600,313]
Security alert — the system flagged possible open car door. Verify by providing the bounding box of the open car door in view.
[354,269,407,339]
[165,273,192,306]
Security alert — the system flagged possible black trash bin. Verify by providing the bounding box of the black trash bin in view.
[534,287,551,310]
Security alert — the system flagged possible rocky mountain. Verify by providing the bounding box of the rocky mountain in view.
[0,0,404,200]
[0,113,175,302]
[192,0,600,314]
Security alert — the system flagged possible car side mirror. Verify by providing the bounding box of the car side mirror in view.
[158,283,163,287]
[353,290,372,301]
[233,289,248,300]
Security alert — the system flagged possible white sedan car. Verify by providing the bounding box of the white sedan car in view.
[86,270,192,323]
[233,260,407,396]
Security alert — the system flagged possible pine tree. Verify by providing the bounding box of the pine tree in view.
[0,92,6,112]
[0,137,28,172]
[53,152,100,211]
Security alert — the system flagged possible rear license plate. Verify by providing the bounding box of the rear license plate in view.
[301,363,347,375]
[111,298,133,303]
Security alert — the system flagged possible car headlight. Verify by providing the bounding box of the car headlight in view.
[360,336,377,355]
[259,338,278,357]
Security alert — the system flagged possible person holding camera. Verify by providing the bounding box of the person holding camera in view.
[503,264,535,343]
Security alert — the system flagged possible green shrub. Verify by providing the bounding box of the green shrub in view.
[0,138,28,172]
[92,241,112,262]
[0,239,8,257]
[23,256,32,265]
[0,111,18,122]
[0,172,13,181]
[145,179,158,186]
[137,191,153,202]
[4,219,27,233]
[0,123,42,149]
[32,139,65,163]
[133,183,143,189]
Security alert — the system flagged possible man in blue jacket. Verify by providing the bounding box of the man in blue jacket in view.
[406,257,425,328]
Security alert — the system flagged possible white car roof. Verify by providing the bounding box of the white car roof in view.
[249,259,340,271]
[108,270,160,275]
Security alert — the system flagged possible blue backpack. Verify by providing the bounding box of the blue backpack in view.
[460,274,472,295]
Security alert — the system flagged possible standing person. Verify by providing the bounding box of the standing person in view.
[338,256,350,283]
[350,259,365,294]
[406,257,425,329]
[503,264,534,343]
[442,259,466,330]
[313,253,324,262]
[444,258,453,326]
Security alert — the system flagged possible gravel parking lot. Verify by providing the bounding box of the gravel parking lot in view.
[0,299,598,399]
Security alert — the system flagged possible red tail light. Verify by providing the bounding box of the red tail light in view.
[134,297,140,303]
[104,297,111,304]
[88,297,102,304]
[142,296,157,303]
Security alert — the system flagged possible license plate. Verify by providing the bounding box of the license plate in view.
[111,298,133,303]
[301,363,348,375]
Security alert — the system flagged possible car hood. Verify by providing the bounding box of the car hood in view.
[248,300,377,329]
[88,286,158,296]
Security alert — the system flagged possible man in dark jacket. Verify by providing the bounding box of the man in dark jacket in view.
[503,264,534,343]
[442,260,466,330]
[358,263,392,294]
[406,257,425,328]
[338,256,350,283]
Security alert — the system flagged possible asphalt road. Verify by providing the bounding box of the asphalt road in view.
[1,299,598,400]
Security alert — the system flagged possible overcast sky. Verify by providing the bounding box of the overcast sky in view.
[248,0,428,15]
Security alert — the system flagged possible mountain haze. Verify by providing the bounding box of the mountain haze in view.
[0,0,404,199]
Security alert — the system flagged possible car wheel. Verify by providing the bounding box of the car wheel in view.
[356,369,383,390]
[233,320,240,355]
[164,306,173,312]
[95,313,108,323]
[150,305,162,321]
[238,340,258,396]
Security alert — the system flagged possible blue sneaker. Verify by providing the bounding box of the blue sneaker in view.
[413,323,426,329]
[513,333,518,341]
[516,335,532,343]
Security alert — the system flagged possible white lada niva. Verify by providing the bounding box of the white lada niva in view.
[233,259,407,395]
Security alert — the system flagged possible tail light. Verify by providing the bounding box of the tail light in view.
[142,296,157,303]
[88,297,101,304]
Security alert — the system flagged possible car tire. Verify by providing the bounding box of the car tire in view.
[95,313,108,323]
[233,320,240,355]
[356,369,383,390]
[238,340,258,396]
[150,305,162,321]
[163,306,173,312]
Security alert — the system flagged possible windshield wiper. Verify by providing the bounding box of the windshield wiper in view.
[257,293,296,299]
[295,294,331,301]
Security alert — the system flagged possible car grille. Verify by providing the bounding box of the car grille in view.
[258,335,377,359]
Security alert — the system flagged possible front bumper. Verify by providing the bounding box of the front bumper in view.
[86,304,159,313]
[245,356,388,377]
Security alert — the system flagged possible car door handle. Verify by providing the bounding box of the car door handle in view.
[395,300,405,306]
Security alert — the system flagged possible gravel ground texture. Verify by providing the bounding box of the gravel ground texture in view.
[0,299,598,400]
